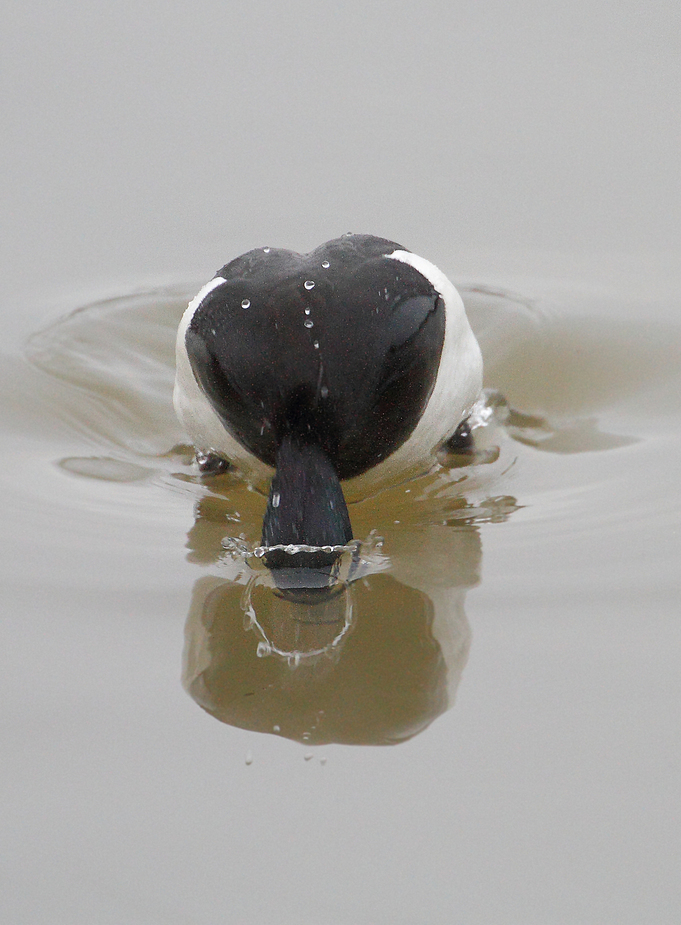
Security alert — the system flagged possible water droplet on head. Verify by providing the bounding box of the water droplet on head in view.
[263,247,271,253]
[321,260,330,268]
[241,299,251,309]
[304,320,314,328]
[304,280,315,290]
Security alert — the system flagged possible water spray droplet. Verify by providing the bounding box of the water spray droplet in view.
[313,340,320,349]
[304,280,315,290]
[273,724,281,733]
[304,320,314,328]
[320,385,329,398]
[304,307,311,315]
[263,247,271,253]
[241,299,251,309]
[272,492,280,508]
[245,750,253,766]
[304,753,313,762]
[321,260,330,268]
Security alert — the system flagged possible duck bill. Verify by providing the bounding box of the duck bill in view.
[261,436,352,576]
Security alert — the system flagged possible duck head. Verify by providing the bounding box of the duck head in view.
[174,234,482,572]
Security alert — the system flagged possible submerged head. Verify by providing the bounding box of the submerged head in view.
[174,234,482,570]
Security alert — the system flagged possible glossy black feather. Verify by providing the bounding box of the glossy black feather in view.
[185,235,445,480]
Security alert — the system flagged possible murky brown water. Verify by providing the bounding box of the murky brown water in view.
[2,277,679,922]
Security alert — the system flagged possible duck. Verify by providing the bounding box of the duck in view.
[174,234,483,569]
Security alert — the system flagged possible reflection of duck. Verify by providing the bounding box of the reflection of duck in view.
[182,523,482,746]
[180,473,521,746]
[174,235,482,565]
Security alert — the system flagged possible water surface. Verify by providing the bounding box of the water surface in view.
[2,278,680,923]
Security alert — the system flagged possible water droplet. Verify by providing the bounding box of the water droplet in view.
[394,520,401,524]
[302,732,311,741]
[320,385,329,398]
[210,327,216,335]
[304,320,314,328]
[304,307,311,315]
[273,724,281,733]
[245,750,253,766]
[313,340,320,349]
[256,641,271,658]
[241,299,251,309]
[321,260,330,268]
[320,757,327,765]
[405,489,411,493]
[304,280,315,290]
[304,753,313,762]
[263,247,271,253]
[272,492,280,508]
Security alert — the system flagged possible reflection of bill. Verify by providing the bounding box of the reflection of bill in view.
[183,524,482,746]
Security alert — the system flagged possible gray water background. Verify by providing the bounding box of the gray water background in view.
[3,0,680,336]
[2,2,681,923]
